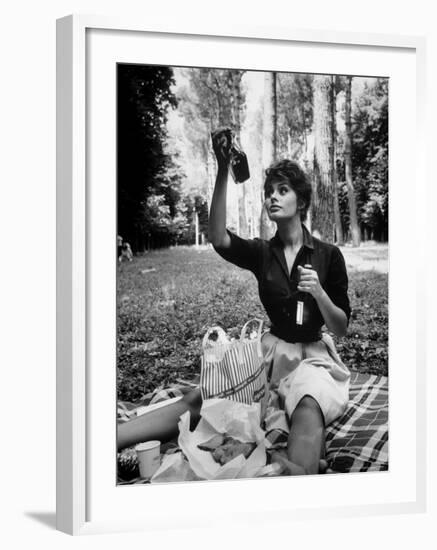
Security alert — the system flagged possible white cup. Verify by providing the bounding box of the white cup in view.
[135,440,161,479]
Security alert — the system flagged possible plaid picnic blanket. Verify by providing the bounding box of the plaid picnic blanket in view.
[325,371,388,472]
[117,371,388,482]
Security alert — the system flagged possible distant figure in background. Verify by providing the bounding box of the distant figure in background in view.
[117,235,123,263]
[121,241,133,262]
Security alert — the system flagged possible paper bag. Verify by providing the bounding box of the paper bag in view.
[200,320,269,419]
[176,398,270,480]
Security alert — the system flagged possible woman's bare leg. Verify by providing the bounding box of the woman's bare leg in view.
[117,389,202,451]
[272,395,325,475]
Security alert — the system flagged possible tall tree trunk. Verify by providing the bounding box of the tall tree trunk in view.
[206,127,215,210]
[194,209,199,248]
[331,76,343,245]
[237,188,248,235]
[260,71,277,240]
[287,131,292,157]
[231,75,249,238]
[344,76,361,247]
[312,75,335,243]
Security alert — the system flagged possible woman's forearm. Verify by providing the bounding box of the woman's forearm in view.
[314,289,348,337]
[208,165,230,247]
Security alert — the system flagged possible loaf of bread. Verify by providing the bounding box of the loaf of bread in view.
[197,434,225,451]
[198,435,256,466]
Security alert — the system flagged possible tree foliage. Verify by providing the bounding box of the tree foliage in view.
[117,65,388,251]
[342,78,388,241]
[277,73,313,162]
[117,64,182,251]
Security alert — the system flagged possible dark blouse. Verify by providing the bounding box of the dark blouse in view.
[213,225,351,343]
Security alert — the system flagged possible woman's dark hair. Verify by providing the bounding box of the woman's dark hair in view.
[264,159,312,221]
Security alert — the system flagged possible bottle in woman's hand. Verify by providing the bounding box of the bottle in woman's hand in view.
[211,128,232,168]
[229,141,250,183]
[211,127,250,183]
[296,264,313,326]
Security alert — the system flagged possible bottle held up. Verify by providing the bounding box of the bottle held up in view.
[211,127,250,184]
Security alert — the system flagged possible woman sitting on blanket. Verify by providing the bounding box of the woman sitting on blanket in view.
[118,128,351,475]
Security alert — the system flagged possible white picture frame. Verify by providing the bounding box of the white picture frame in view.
[56,14,427,535]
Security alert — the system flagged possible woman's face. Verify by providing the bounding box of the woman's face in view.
[264,180,301,221]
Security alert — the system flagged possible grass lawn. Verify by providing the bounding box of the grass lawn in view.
[117,244,388,402]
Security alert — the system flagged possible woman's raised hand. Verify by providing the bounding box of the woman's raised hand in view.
[211,128,232,168]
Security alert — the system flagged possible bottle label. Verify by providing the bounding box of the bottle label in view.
[296,301,304,325]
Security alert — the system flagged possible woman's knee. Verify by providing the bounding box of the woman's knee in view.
[296,395,319,410]
[292,395,324,421]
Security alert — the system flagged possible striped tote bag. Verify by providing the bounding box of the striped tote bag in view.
[200,319,268,416]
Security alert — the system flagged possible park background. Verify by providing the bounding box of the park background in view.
[117,66,388,401]
[0,0,435,547]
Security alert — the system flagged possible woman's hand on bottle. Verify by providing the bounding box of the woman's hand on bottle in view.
[211,128,232,169]
[297,265,324,300]
[298,265,348,337]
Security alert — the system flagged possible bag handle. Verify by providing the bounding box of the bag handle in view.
[202,326,229,349]
[240,318,264,341]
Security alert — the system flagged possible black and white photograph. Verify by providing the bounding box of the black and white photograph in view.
[1,0,433,541]
[116,64,389,484]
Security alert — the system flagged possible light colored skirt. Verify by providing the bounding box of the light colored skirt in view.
[261,331,350,426]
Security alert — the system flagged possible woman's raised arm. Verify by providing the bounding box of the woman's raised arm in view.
[208,129,232,249]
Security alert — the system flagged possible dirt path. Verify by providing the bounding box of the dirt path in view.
[340,243,388,274]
